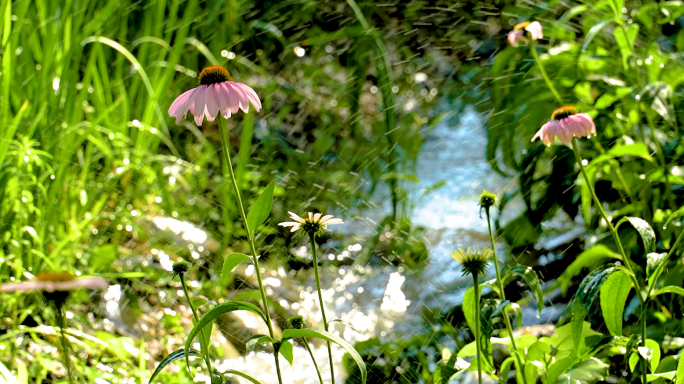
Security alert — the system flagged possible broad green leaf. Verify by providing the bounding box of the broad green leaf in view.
[278,340,294,365]
[499,356,515,383]
[545,356,578,384]
[282,328,367,384]
[559,246,620,293]
[600,269,633,336]
[629,339,661,373]
[148,348,201,383]
[652,285,684,298]
[220,252,252,287]
[503,266,544,315]
[572,266,615,354]
[571,302,588,356]
[676,349,684,384]
[184,302,267,365]
[564,358,609,382]
[224,370,263,384]
[648,372,676,381]
[617,217,656,253]
[524,341,550,383]
[246,180,276,236]
[462,284,486,341]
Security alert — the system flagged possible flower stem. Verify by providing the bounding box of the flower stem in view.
[528,41,563,104]
[55,305,74,384]
[218,117,284,384]
[309,232,335,384]
[303,338,325,384]
[180,273,213,376]
[472,272,483,384]
[571,137,647,383]
[484,208,528,384]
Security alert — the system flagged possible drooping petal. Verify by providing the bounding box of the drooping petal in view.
[287,211,306,223]
[234,82,262,112]
[556,119,572,144]
[203,84,221,122]
[168,88,197,123]
[313,213,322,222]
[278,221,301,227]
[525,21,543,41]
[323,218,343,225]
[575,113,596,136]
[319,215,334,224]
[228,82,251,113]
[190,86,208,126]
[531,121,551,144]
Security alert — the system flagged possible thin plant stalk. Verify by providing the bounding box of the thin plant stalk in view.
[484,208,528,384]
[571,137,647,383]
[472,272,483,384]
[180,273,213,376]
[55,305,74,384]
[303,338,325,384]
[217,117,284,384]
[528,41,563,105]
[309,232,336,384]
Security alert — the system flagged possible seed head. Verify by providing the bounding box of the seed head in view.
[198,65,232,86]
[479,190,497,210]
[287,315,307,330]
[451,247,492,276]
[172,262,190,277]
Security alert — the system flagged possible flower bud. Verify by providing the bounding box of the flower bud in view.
[172,262,190,277]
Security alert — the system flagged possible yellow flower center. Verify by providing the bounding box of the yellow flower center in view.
[35,271,75,282]
[551,106,579,120]
[514,21,531,30]
[198,65,233,86]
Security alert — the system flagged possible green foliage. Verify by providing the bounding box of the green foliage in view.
[220,252,252,287]
[246,180,275,237]
[148,348,201,384]
[599,270,633,336]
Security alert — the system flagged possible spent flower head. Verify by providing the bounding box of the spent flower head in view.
[172,261,190,277]
[286,315,307,330]
[451,247,492,276]
[168,65,261,126]
[278,211,343,235]
[532,106,596,146]
[0,271,108,306]
[508,21,543,47]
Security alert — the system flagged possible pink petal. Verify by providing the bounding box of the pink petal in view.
[168,88,197,123]
[235,82,262,112]
[227,82,250,113]
[508,30,522,47]
[190,86,208,126]
[222,82,241,114]
[203,84,220,122]
[532,121,550,143]
[557,119,572,144]
[525,21,543,41]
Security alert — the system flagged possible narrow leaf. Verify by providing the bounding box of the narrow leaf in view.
[462,284,486,341]
[652,285,684,298]
[505,266,544,315]
[676,349,684,384]
[246,180,276,236]
[600,269,633,336]
[282,328,367,384]
[558,245,621,293]
[224,370,263,384]
[148,348,201,383]
[220,252,252,287]
[184,302,267,366]
[246,335,275,352]
[545,357,578,384]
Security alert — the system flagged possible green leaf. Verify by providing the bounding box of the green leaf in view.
[148,348,201,383]
[504,266,544,315]
[600,269,633,336]
[246,334,276,352]
[676,349,684,384]
[572,266,615,354]
[616,216,656,253]
[545,356,578,384]
[219,252,252,287]
[630,339,661,373]
[282,328,367,384]
[524,341,551,383]
[652,285,684,298]
[559,245,621,293]
[184,302,267,366]
[614,25,639,69]
[571,302,589,356]
[224,370,263,384]
[462,284,486,341]
[582,19,615,52]
[246,180,276,236]
[278,340,294,365]
[665,206,684,228]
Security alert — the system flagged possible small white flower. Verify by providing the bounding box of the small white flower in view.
[278,211,344,234]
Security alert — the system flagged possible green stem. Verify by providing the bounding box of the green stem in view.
[180,274,213,376]
[55,305,74,384]
[485,208,528,384]
[571,137,647,383]
[217,117,283,384]
[309,232,335,384]
[472,272,483,384]
[644,106,675,209]
[528,41,563,104]
[303,338,325,384]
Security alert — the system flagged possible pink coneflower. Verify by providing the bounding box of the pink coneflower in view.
[531,106,596,145]
[278,212,344,234]
[508,21,543,47]
[168,65,262,126]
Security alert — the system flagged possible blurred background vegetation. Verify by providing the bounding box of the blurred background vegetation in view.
[2,0,684,383]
